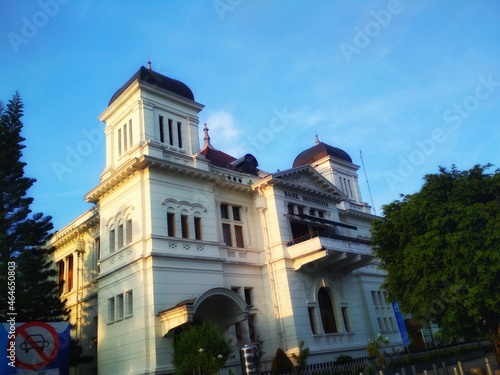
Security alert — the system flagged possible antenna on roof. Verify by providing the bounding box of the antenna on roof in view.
[360,149,377,215]
[147,55,152,70]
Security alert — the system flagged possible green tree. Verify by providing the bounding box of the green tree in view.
[0,93,93,369]
[0,92,68,322]
[371,164,500,361]
[172,321,232,375]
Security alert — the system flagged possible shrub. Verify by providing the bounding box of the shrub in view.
[292,340,310,368]
[271,347,294,372]
[172,321,232,375]
[335,354,353,364]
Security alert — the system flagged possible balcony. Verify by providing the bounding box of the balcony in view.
[287,231,374,272]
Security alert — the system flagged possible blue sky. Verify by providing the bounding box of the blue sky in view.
[1,0,499,230]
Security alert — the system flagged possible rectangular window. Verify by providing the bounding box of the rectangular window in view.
[235,225,244,248]
[125,290,133,317]
[194,217,202,240]
[110,229,115,253]
[220,204,229,219]
[57,261,64,295]
[222,223,232,246]
[118,224,124,248]
[389,317,396,331]
[308,307,317,334]
[67,255,74,292]
[167,213,175,236]
[159,116,164,143]
[168,119,173,146]
[347,179,353,198]
[181,214,189,239]
[117,128,122,156]
[378,317,386,332]
[108,297,115,323]
[126,219,132,245]
[244,287,253,305]
[342,307,351,332]
[123,123,127,151]
[177,121,182,148]
[129,119,133,146]
[232,206,241,221]
[116,293,124,320]
[378,291,386,305]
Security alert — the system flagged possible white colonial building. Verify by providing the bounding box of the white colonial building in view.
[48,65,403,375]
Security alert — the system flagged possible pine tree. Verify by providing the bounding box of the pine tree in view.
[0,92,69,322]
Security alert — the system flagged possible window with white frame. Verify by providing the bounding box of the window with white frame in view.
[194,214,202,240]
[109,228,115,253]
[118,119,133,157]
[125,290,133,317]
[108,290,133,323]
[318,287,338,333]
[220,203,245,248]
[126,219,132,245]
[371,290,397,333]
[116,293,124,320]
[107,297,115,323]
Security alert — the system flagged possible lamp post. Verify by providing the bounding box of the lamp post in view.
[75,240,85,375]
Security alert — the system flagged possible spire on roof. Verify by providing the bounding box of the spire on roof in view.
[315,134,320,145]
[200,123,215,152]
[147,57,152,70]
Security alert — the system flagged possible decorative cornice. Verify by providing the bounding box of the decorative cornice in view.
[253,165,346,202]
[49,207,99,248]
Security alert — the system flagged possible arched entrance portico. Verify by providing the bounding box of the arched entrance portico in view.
[158,287,252,336]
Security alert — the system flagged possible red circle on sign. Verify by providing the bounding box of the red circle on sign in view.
[14,321,60,370]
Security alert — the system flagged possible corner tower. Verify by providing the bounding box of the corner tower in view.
[98,64,205,180]
[293,136,372,214]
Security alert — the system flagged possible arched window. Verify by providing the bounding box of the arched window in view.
[167,207,176,237]
[318,287,337,333]
[180,209,189,239]
[194,212,202,240]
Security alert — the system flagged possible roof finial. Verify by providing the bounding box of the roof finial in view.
[203,123,210,143]
[315,133,320,145]
[147,55,152,70]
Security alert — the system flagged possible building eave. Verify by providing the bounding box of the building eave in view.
[48,206,100,247]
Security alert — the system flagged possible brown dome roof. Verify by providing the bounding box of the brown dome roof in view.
[109,66,194,105]
[293,141,352,168]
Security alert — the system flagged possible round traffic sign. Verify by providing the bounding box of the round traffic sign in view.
[14,321,60,370]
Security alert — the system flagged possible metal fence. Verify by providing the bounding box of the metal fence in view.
[261,343,489,375]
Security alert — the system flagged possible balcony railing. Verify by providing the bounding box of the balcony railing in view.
[287,231,371,247]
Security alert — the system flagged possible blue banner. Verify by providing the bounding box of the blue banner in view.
[391,302,410,345]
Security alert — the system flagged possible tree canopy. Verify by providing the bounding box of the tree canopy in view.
[371,165,500,348]
[0,92,68,322]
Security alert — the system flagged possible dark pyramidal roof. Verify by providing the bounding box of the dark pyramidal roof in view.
[109,66,194,105]
[293,137,352,168]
